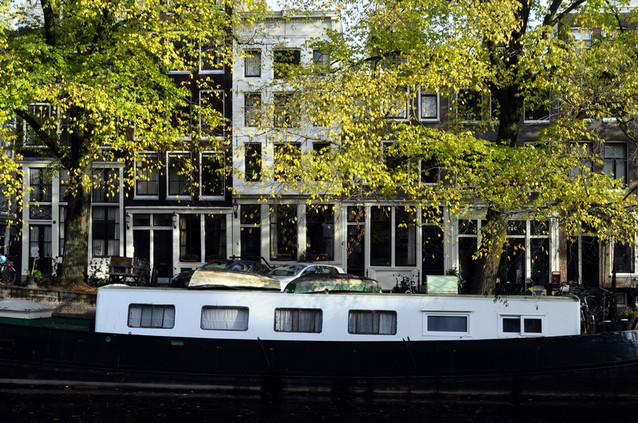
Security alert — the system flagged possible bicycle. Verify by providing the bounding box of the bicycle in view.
[0,254,16,284]
[391,274,417,294]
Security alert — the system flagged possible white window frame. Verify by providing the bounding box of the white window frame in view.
[199,151,225,199]
[422,312,470,336]
[199,89,225,139]
[134,152,160,200]
[418,89,439,122]
[499,314,544,337]
[166,151,192,200]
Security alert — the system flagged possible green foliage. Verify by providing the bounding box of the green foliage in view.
[267,0,638,291]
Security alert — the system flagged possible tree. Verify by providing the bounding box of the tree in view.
[268,0,638,294]
[0,0,267,285]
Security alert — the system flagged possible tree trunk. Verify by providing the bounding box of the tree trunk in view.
[474,208,509,295]
[60,166,92,285]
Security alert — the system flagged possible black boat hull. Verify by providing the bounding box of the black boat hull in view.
[1,322,637,400]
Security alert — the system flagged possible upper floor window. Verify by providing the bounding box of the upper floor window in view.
[92,168,119,203]
[524,91,552,123]
[244,92,261,128]
[385,87,409,120]
[200,151,225,197]
[199,90,225,138]
[200,41,224,73]
[273,93,300,128]
[244,49,261,77]
[273,142,301,181]
[273,49,301,79]
[244,142,262,182]
[135,153,160,197]
[603,142,627,184]
[419,90,439,121]
[613,241,635,274]
[23,103,52,146]
[167,152,192,197]
[571,28,593,49]
[455,89,495,122]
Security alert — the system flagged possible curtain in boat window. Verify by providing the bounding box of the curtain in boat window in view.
[128,304,175,329]
[348,310,397,335]
[274,308,322,333]
[201,306,249,331]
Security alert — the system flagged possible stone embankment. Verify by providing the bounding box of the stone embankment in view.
[0,285,96,319]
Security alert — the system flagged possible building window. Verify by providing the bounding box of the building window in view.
[204,214,226,262]
[419,90,439,121]
[171,92,193,139]
[244,92,261,127]
[128,304,175,329]
[29,168,52,220]
[270,204,297,261]
[524,92,551,122]
[502,316,543,334]
[201,306,249,331]
[135,154,160,197]
[306,205,334,261]
[274,308,322,333]
[167,153,191,197]
[273,49,301,79]
[273,142,301,181]
[179,214,201,262]
[58,206,66,256]
[23,103,52,146]
[244,143,262,182]
[274,93,300,128]
[613,242,634,274]
[92,206,120,257]
[92,168,119,203]
[603,143,627,184]
[370,206,391,266]
[385,87,409,120]
[200,41,223,72]
[29,225,52,264]
[199,89,225,138]
[200,152,225,197]
[396,206,416,266]
[244,49,261,77]
[425,315,468,333]
[455,89,494,122]
[571,27,593,49]
[348,310,397,335]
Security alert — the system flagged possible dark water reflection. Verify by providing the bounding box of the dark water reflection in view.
[0,387,636,422]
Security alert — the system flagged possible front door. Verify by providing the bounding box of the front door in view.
[153,230,173,285]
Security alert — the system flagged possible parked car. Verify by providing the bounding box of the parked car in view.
[170,259,271,287]
[269,263,346,290]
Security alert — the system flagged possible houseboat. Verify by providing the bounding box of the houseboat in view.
[0,270,637,400]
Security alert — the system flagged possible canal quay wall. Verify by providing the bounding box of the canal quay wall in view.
[0,285,96,318]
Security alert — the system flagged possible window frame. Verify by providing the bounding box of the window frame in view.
[167,152,192,199]
[348,310,397,335]
[422,313,470,336]
[500,315,544,337]
[244,49,262,77]
[128,304,176,329]
[418,89,439,122]
[201,306,249,331]
[274,308,323,333]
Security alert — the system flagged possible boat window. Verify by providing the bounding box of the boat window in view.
[348,310,397,335]
[201,306,249,331]
[502,316,543,334]
[128,304,175,329]
[426,315,468,333]
[274,308,323,333]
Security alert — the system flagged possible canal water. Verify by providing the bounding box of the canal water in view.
[0,387,636,422]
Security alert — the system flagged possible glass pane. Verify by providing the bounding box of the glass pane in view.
[503,317,521,333]
[524,318,542,333]
[427,315,468,332]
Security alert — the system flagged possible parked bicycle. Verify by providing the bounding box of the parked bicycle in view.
[0,254,16,284]
[391,273,417,294]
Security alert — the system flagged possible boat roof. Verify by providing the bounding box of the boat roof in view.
[283,273,383,293]
[188,268,280,290]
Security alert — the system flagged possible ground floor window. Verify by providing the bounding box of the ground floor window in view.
[270,204,297,261]
[91,206,120,257]
[306,204,334,261]
[205,214,227,262]
[370,206,416,267]
[179,214,201,262]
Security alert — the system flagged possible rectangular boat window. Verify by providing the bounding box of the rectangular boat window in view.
[274,308,322,333]
[348,310,397,335]
[426,315,468,333]
[201,306,249,331]
[503,317,521,333]
[502,316,543,335]
[524,318,542,333]
[128,304,175,329]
